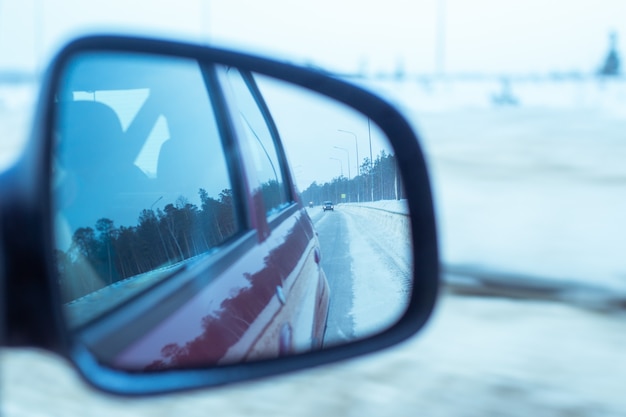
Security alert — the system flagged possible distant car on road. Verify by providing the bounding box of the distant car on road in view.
[323,201,334,211]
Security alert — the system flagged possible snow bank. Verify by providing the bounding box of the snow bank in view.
[340,201,411,256]
[340,202,411,337]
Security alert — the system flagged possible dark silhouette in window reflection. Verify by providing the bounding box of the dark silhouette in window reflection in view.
[57,100,154,232]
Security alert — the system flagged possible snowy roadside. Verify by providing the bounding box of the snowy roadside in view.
[354,78,626,294]
[324,202,626,313]
[340,206,410,337]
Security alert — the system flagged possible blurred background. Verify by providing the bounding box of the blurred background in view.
[2,1,626,415]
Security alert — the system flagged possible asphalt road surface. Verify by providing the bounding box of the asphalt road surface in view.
[312,209,356,345]
[310,205,412,346]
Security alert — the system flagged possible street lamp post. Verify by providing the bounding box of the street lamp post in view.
[150,196,163,212]
[338,129,359,202]
[333,146,351,202]
[329,157,343,177]
[436,0,447,76]
[329,157,343,203]
[333,146,351,179]
[368,119,374,202]
[150,196,168,261]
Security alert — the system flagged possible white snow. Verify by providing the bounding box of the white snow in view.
[341,203,411,337]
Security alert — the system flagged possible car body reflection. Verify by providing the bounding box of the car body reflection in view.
[53,53,331,369]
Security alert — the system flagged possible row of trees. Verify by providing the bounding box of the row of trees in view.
[56,188,238,302]
[301,150,405,205]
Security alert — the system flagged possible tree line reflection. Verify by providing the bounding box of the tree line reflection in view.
[56,188,239,303]
[300,151,404,205]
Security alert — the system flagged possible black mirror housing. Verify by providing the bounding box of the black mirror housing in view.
[0,35,439,395]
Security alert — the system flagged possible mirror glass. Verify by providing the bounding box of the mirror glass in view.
[52,51,412,370]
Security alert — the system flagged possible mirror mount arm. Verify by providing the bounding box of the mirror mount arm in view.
[0,53,69,350]
[0,169,66,351]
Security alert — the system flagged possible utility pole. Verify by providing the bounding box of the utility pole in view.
[368,118,374,202]
[334,146,351,202]
[436,0,446,75]
[201,0,211,43]
[338,129,359,202]
[34,0,44,76]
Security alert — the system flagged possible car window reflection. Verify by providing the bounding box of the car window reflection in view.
[222,67,292,217]
[53,53,241,327]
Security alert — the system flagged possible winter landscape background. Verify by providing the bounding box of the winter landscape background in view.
[1,75,626,416]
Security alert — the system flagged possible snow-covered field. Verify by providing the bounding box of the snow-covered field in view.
[369,77,626,295]
[2,78,626,416]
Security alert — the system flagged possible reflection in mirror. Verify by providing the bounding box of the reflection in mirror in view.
[52,51,412,371]
[53,53,240,328]
[254,75,413,345]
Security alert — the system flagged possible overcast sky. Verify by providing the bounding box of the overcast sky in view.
[2,0,626,75]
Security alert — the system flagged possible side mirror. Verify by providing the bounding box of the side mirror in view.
[0,35,439,395]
